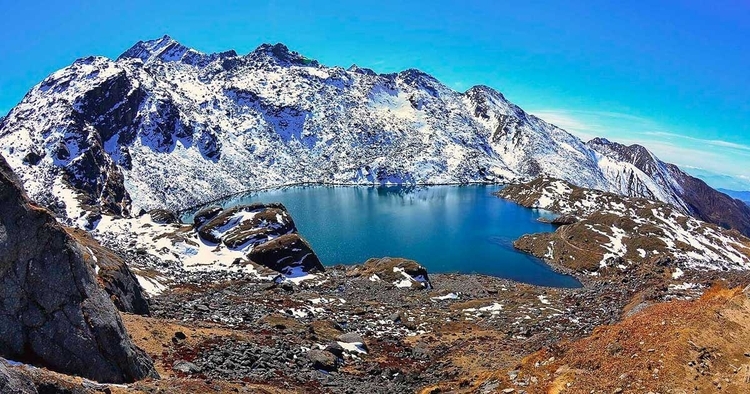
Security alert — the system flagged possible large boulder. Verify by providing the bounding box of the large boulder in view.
[349,257,432,289]
[0,155,158,383]
[248,233,324,274]
[307,349,338,372]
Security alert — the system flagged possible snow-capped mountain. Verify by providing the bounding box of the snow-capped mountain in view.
[0,35,746,234]
[586,138,750,236]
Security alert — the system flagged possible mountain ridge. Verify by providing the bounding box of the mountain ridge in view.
[0,36,747,236]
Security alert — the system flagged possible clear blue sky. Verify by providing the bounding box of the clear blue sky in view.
[2,1,749,188]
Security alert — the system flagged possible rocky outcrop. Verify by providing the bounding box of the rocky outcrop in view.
[0,360,36,394]
[348,257,432,289]
[248,233,324,274]
[0,155,157,383]
[147,208,178,224]
[190,202,324,275]
[196,203,296,247]
[499,177,750,276]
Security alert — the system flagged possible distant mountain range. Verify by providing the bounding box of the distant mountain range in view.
[1,35,749,236]
[719,189,750,205]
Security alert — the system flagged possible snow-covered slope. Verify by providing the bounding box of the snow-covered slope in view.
[498,177,750,275]
[0,36,742,232]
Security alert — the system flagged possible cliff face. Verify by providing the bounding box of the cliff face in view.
[0,154,157,383]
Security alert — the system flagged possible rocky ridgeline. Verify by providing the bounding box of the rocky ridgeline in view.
[2,35,748,239]
[0,154,157,385]
[497,177,750,277]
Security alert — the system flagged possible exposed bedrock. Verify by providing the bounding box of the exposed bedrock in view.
[0,154,158,383]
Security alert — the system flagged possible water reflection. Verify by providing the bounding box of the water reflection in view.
[181,185,581,288]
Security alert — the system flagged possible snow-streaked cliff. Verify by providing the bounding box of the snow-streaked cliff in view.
[0,36,734,225]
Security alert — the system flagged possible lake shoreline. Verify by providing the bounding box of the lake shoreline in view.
[171,184,580,288]
[175,180,513,219]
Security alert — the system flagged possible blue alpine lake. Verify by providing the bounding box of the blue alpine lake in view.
[184,185,581,288]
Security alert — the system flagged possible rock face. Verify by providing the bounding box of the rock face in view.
[0,155,158,383]
[1,35,747,238]
[498,177,750,276]
[67,227,151,315]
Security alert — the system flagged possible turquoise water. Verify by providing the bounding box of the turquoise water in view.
[184,185,581,288]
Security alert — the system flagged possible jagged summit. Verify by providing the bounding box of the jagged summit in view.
[249,42,318,67]
[119,35,239,66]
[347,64,377,76]
[118,34,190,63]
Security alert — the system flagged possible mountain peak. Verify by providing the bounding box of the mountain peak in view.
[118,35,193,63]
[249,43,318,67]
[588,137,651,156]
[464,85,508,102]
[347,64,377,76]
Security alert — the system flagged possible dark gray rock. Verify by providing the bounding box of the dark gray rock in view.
[0,360,36,394]
[193,206,223,228]
[248,233,324,274]
[0,154,158,383]
[308,349,338,372]
[172,360,201,374]
[324,342,345,358]
[21,150,43,166]
[67,228,150,316]
[148,208,178,224]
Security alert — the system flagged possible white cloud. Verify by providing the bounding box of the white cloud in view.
[640,131,750,154]
[528,108,750,190]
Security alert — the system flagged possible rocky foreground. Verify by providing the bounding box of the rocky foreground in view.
[2,172,750,393]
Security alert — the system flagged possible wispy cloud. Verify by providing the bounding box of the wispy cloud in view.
[528,108,750,190]
[640,131,750,154]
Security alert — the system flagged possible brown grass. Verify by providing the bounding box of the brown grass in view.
[467,285,750,393]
